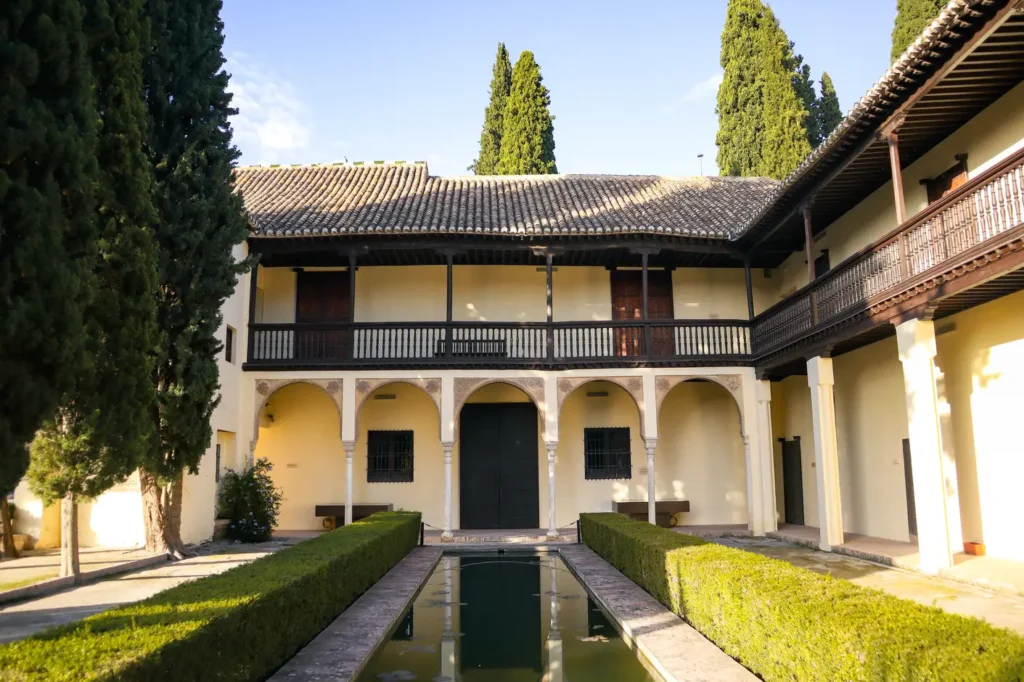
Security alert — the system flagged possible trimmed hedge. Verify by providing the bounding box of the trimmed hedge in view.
[581,513,1024,681]
[0,511,421,681]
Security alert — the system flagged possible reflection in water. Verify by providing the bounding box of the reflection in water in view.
[356,552,657,682]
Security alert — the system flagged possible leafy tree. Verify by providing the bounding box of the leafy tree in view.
[26,0,159,579]
[141,0,250,556]
[0,0,98,558]
[496,51,557,175]
[891,0,946,62]
[469,43,512,175]
[814,72,843,144]
[716,0,810,179]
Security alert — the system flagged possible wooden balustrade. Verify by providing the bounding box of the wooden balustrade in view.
[753,146,1024,356]
[247,319,752,368]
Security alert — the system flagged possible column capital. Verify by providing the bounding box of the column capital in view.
[806,355,835,387]
[895,317,938,363]
[756,378,772,404]
[343,441,356,456]
[441,441,455,452]
[544,441,558,453]
[644,437,657,453]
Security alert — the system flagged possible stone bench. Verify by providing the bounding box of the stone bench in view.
[315,503,393,529]
[614,500,690,528]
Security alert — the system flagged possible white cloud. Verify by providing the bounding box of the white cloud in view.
[226,54,311,162]
[682,71,724,102]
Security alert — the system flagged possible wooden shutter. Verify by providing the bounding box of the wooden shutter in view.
[924,155,968,205]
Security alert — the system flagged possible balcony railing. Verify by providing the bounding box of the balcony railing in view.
[753,146,1024,356]
[246,319,752,368]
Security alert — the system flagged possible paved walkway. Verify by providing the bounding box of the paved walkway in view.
[0,547,158,592]
[0,538,300,644]
[712,535,1024,635]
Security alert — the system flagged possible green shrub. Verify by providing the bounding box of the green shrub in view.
[218,457,283,542]
[0,511,421,681]
[581,513,1024,682]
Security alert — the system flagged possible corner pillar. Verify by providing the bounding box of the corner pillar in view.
[545,442,558,538]
[807,356,844,550]
[645,438,657,524]
[442,442,454,541]
[756,379,778,533]
[896,318,961,573]
[343,441,355,526]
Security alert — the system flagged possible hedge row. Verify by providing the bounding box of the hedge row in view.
[0,511,421,681]
[580,513,1024,682]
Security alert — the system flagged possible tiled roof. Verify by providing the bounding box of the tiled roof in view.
[235,162,778,241]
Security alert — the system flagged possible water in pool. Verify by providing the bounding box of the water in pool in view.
[356,552,658,682]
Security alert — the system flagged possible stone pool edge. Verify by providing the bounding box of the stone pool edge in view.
[557,544,756,682]
[268,546,443,682]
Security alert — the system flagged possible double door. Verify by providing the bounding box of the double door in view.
[610,270,674,356]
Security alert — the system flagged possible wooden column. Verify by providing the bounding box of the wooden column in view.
[545,251,554,360]
[641,251,651,357]
[886,129,911,281]
[246,259,260,362]
[743,257,755,319]
[445,252,453,357]
[347,253,357,317]
[803,205,818,325]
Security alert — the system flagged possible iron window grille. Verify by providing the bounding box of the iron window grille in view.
[584,427,631,480]
[367,430,414,483]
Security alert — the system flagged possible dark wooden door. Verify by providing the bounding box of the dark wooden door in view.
[780,437,804,526]
[459,555,541,674]
[295,270,350,360]
[903,438,917,537]
[610,270,673,356]
[460,403,539,529]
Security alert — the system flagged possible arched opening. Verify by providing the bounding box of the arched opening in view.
[355,382,444,529]
[556,380,645,526]
[656,379,747,527]
[254,382,344,530]
[457,382,543,530]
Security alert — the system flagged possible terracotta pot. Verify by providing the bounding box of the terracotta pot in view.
[964,541,986,556]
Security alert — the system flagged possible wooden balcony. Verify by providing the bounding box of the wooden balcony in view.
[753,146,1024,362]
[245,319,752,369]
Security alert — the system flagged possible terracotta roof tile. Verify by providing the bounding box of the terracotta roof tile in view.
[234,162,777,241]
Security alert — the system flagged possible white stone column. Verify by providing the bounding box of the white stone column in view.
[896,318,961,573]
[645,438,657,524]
[441,556,456,680]
[442,442,454,541]
[757,379,778,533]
[545,558,563,682]
[545,442,558,538]
[343,441,355,526]
[807,356,844,550]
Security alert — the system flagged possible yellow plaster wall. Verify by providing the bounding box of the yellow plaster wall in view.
[671,268,775,319]
[769,80,1024,295]
[355,383,445,528]
[255,382,346,530]
[258,265,297,324]
[832,337,913,542]
[13,476,146,548]
[770,375,818,527]
[655,381,748,525]
[936,289,1024,561]
[356,266,446,322]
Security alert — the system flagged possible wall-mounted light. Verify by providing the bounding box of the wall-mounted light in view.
[374,394,397,400]
[586,391,609,398]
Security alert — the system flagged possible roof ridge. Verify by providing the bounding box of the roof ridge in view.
[235,160,428,171]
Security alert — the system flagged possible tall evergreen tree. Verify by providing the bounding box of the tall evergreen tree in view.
[814,72,843,144]
[469,43,512,175]
[141,0,249,556]
[716,0,811,179]
[891,0,946,62]
[0,0,98,558]
[792,53,818,148]
[496,51,557,175]
[27,0,159,579]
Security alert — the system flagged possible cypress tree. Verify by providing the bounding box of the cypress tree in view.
[792,53,818,148]
[814,72,843,143]
[469,43,512,175]
[891,0,946,62]
[141,0,249,556]
[0,0,98,557]
[27,0,159,579]
[716,0,811,179]
[496,51,557,175]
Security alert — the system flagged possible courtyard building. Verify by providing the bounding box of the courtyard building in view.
[13,0,1024,575]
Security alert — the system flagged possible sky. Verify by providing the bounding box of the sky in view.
[221,0,898,177]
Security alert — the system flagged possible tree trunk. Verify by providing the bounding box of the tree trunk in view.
[0,497,18,560]
[140,468,189,559]
[60,492,80,581]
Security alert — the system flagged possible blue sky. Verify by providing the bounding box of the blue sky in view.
[222,0,897,177]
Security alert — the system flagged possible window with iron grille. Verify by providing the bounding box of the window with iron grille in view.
[367,430,414,482]
[584,427,631,480]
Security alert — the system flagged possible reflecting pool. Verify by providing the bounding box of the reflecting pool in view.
[356,552,658,682]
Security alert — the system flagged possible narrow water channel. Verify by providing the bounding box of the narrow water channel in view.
[356,552,658,682]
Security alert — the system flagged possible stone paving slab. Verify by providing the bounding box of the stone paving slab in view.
[269,547,442,682]
[558,545,755,682]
